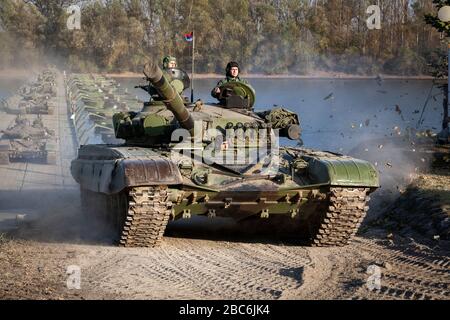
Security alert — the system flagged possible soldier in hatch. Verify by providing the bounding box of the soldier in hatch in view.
[139,56,190,101]
[163,56,178,70]
[211,61,249,99]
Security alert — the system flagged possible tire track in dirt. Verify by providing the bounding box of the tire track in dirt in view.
[75,237,318,300]
[351,238,450,300]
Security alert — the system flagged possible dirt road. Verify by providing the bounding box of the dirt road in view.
[0,73,449,300]
[1,221,449,300]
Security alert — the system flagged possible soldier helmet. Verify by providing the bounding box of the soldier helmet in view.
[226,61,240,77]
[163,56,177,69]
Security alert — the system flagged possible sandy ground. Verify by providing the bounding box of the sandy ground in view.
[0,72,448,300]
[1,212,449,300]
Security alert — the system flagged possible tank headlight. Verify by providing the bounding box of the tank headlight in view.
[192,171,208,185]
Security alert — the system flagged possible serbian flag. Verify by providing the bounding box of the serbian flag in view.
[184,32,193,42]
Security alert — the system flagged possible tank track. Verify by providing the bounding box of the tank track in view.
[311,188,370,247]
[118,187,172,248]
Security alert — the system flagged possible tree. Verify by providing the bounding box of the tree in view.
[424,0,450,130]
[0,0,444,75]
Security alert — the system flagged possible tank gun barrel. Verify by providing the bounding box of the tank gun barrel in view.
[143,60,194,133]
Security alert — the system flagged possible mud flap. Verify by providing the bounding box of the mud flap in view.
[71,157,182,194]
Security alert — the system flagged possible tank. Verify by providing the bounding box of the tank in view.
[1,114,54,139]
[1,95,55,115]
[19,71,57,99]
[71,60,379,248]
[38,69,56,83]
[0,115,56,165]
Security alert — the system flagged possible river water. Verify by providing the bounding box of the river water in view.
[0,76,444,153]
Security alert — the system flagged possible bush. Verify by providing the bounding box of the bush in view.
[383,48,425,75]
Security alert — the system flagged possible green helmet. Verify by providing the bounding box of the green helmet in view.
[163,56,177,69]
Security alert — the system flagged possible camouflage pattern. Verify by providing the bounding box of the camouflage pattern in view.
[0,115,56,165]
[71,60,379,248]
[211,76,250,99]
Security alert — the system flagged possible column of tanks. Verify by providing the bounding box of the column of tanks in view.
[0,69,58,165]
[65,73,143,146]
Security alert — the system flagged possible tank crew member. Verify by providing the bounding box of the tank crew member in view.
[139,56,179,98]
[139,56,190,101]
[162,55,191,94]
[211,61,249,99]
[163,56,178,70]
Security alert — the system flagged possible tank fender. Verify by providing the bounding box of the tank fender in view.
[306,158,379,188]
[71,157,183,194]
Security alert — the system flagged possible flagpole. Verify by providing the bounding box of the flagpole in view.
[191,31,195,103]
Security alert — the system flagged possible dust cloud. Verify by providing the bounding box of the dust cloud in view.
[0,188,117,245]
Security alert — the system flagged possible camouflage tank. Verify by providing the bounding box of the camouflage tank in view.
[1,115,54,139]
[38,69,56,83]
[22,68,57,98]
[0,115,56,165]
[20,81,57,99]
[0,97,55,115]
[71,61,379,248]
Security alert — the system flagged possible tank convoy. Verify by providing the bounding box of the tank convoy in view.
[71,61,380,248]
[20,69,56,98]
[0,69,57,115]
[1,97,55,115]
[66,74,143,145]
[0,115,57,165]
[19,82,56,99]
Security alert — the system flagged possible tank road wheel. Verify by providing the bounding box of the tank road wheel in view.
[115,186,172,248]
[308,188,370,247]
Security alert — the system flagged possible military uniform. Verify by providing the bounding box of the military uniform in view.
[211,76,249,99]
[163,56,177,69]
[142,56,190,100]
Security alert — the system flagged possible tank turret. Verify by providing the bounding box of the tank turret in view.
[113,61,301,145]
[143,60,194,132]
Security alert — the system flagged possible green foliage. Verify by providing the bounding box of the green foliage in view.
[425,0,450,36]
[426,47,448,78]
[0,0,444,75]
[384,48,425,75]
